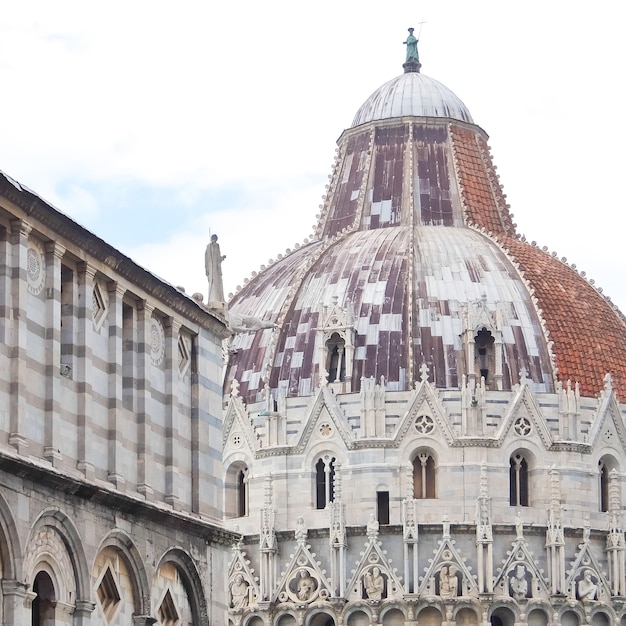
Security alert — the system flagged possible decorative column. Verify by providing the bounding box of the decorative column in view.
[402,498,419,594]
[545,465,565,595]
[76,263,96,479]
[8,219,32,455]
[43,241,66,466]
[164,317,181,507]
[606,468,625,596]
[1,579,31,625]
[137,301,154,500]
[329,462,346,597]
[107,281,126,489]
[73,600,96,626]
[476,462,493,594]
[259,476,277,603]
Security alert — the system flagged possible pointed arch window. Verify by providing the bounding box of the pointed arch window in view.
[326,333,346,383]
[413,452,436,499]
[315,456,336,509]
[510,454,529,506]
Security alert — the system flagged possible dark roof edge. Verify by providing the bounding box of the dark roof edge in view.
[0,171,230,338]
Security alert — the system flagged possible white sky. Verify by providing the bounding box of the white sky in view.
[1,2,625,315]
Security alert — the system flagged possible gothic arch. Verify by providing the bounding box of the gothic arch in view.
[410,447,438,499]
[489,605,517,626]
[225,459,250,518]
[596,453,620,512]
[488,600,520,624]
[526,607,549,626]
[505,447,537,508]
[97,528,150,615]
[245,613,269,626]
[591,606,615,626]
[344,606,373,626]
[451,602,481,624]
[0,491,22,581]
[26,508,90,603]
[380,604,408,626]
[306,608,337,626]
[558,606,585,626]
[415,605,444,626]
[272,610,296,626]
[156,547,208,625]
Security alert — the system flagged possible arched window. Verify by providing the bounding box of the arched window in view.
[316,456,336,509]
[510,454,529,506]
[326,333,346,383]
[225,462,249,518]
[598,456,619,513]
[413,452,436,499]
[475,327,495,384]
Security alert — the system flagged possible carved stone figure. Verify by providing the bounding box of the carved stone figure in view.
[577,569,598,603]
[515,512,524,540]
[440,565,459,598]
[364,566,385,600]
[230,574,249,609]
[510,565,529,600]
[366,513,379,539]
[403,27,419,63]
[295,516,307,542]
[205,234,226,304]
[295,569,316,601]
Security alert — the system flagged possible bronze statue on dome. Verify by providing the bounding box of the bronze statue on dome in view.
[403,27,419,63]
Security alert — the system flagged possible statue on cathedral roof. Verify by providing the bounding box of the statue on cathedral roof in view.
[205,234,226,305]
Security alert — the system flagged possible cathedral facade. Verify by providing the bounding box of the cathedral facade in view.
[222,39,626,626]
[0,172,234,624]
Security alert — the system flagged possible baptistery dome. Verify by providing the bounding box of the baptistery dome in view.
[352,71,473,127]
[225,48,626,406]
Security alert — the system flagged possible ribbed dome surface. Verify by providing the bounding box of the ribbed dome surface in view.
[226,64,626,404]
[352,72,473,127]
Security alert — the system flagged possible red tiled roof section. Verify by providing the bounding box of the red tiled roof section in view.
[451,125,515,237]
[502,237,626,399]
[453,122,626,398]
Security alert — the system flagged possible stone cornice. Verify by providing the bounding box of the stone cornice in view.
[0,447,236,546]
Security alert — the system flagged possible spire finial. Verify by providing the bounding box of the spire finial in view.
[403,26,422,73]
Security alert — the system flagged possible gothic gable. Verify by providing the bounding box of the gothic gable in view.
[294,387,354,453]
[392,375,454,447]
[495,379,553,449]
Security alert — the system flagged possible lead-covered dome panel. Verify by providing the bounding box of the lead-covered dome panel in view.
[352,72,473,127]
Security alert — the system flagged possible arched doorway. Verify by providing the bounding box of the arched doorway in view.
[382,608,405,626]
[561,611,580,626]
[527,609,548,626]
[416,607,443,626]
[308,612,335,626]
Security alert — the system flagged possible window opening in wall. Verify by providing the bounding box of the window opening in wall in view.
[377,491,390,524]
[413,452,436,499]
[97,566,121,622]
[475,327,495,383]
[237,468,248,517]
[510,454,529,506]
[32,570,56,626]
[326,333,346,383]
[158,589,180,626]
[316,456,336,509]
[599,460,609,512]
